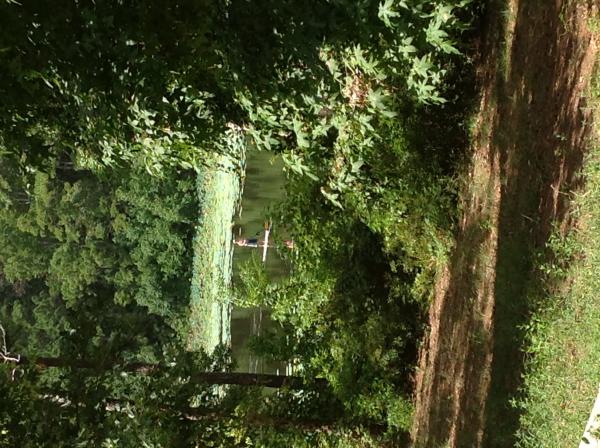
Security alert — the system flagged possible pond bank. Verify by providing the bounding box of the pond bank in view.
[188,152,244,353]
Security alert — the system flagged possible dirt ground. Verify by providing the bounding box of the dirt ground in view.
[410,1,598,447]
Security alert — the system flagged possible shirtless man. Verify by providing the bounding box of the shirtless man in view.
[234,238,294,249]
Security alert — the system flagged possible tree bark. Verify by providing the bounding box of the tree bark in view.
[14,355,160,374]
[181,407,336,432]
[7,355,327,389]
[188,371,327,389]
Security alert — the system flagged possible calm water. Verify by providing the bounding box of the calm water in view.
[230,150,289,374]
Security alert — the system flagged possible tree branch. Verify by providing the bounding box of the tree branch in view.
[5,352,327,389]
[0,323,21,363]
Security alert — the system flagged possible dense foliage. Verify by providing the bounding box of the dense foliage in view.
[228,9,475,433]
[0,155,197,324]
[0,0,478,446]
[0,0,475,173]
[235,107,463,442]
[0,153,203,444]
[229,1,476,440]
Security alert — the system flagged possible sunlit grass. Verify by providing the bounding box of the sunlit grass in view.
[515,25,600,447]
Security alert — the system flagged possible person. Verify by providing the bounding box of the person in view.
[234,238,260,247]
[233,238,294,249]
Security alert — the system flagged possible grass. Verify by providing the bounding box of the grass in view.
[514,26,600,447]
[499,0,517,82]
[187,152,244,353]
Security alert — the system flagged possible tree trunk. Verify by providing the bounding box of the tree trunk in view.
[181,407,336,432]
[16,356,159,374]
[8,355,327,389]
[188,371,327,389]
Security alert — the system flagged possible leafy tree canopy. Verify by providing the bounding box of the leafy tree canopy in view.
[0,0,474,176]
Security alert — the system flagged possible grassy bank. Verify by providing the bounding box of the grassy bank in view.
[187,152,244,353]
[515,26,600,447]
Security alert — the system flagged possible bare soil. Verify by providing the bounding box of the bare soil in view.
[410,1,598,446]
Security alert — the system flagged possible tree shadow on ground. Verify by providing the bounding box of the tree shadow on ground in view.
[481,0,595,446]
[412,0,597,446]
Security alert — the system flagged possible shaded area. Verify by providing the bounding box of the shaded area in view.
[411,0,598,446]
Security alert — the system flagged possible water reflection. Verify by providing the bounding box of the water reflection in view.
[231,150,288,374]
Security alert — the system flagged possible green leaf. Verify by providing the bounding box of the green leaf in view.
[320,187,344,209]
[378,0,400,28]
[351,159,364,173]
[293,118,310,149]
[368,89,397,117]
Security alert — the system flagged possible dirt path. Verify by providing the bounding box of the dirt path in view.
[411,1,598,447]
